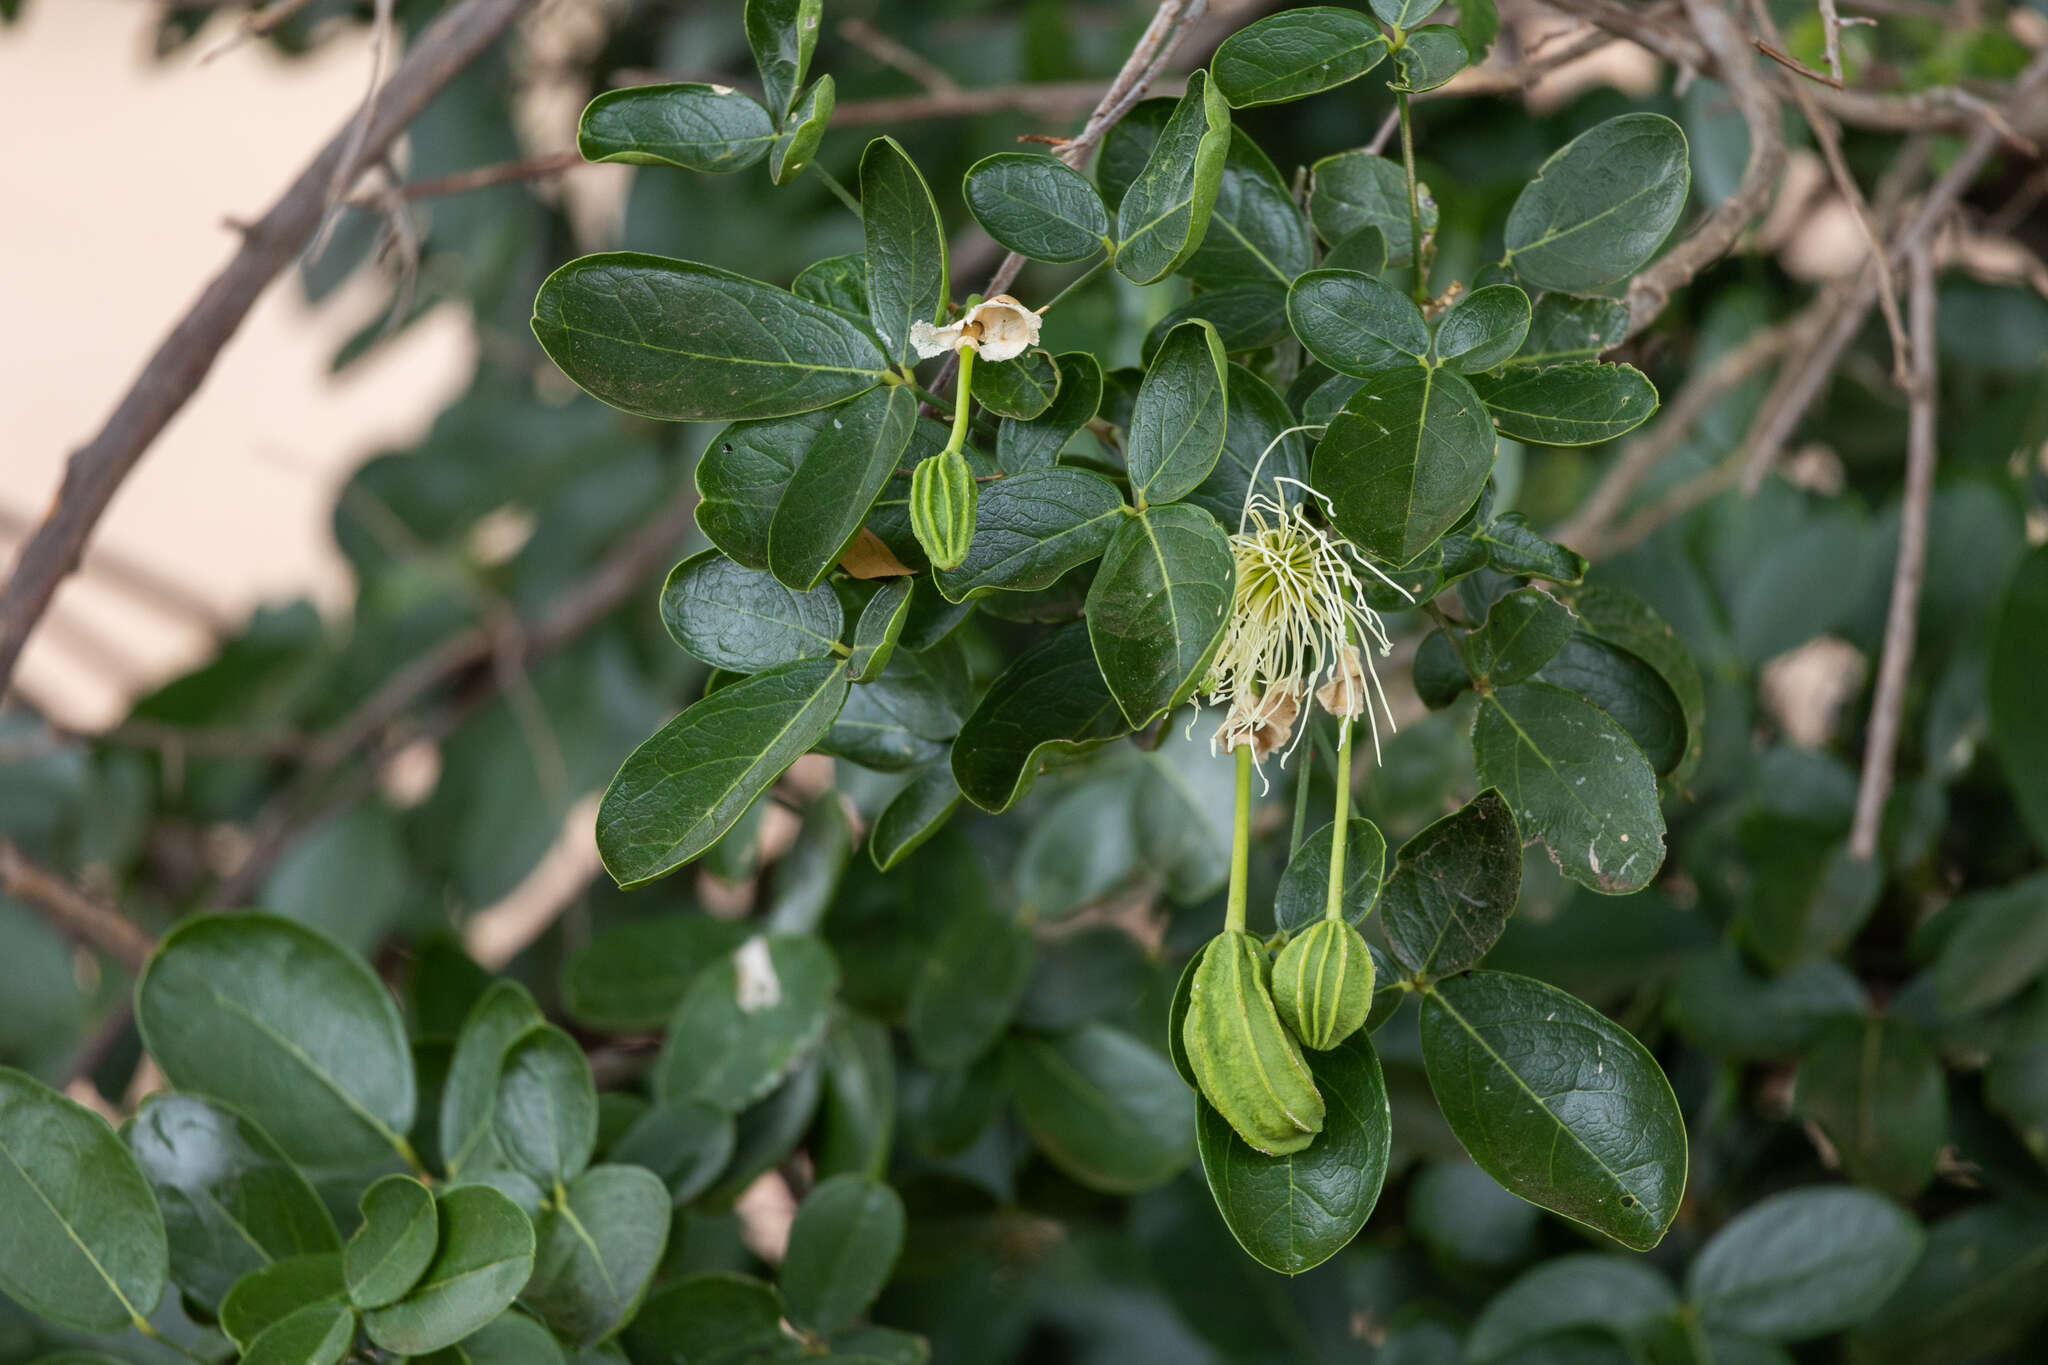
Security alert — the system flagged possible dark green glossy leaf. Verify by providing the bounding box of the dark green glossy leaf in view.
[822,641,968,771]
[869,762,963,871]
[1471,589,1575,686]
[746,0,822,118]
[963,153,1110,263]
[127,1094,338,1312]
[1991,545,2048,852]
[0,1067,166,1332]
[656,934,838,1113]
[769,76,834,185]
[443,982,545,1178]
[361,1186,535,1356]
[1556,584,1704,777]
[1382,789,1522,979]
[815,1015,896,1181]
[661,549,843,672]
[1844,1204,2048,1365]
[577,85,775,173]
[625,1272,785,1365]
[780,1176,906,1334]
[344,1176,437,1310]
[1470,363,1658,445]
[1480,513,1587,582]
[1413,628,1471,708]
[1195,1030,1391,1274]
[695,409,829,571]
[1101,111,1311,286]
[1795,1016,1945,1200]
[1503,114,1690,293]
[562,917,749,1033]
[1474,682,1665,895]
[934,467,1124,603]
[1687,1187,1922,1341]
[791,253,867,320]
[1389,25,1468,92]
[1435,284,1532,372]
[1309,150,1434,265]
[1467,1254,1678,1363]
[997,352,1103,472]
[1275,817,1389,934]
[1312,366,1495,564]
[1929,872,2048,1016]
[1213,8,1389,107]
[1325,224,1388,276]
[1187,364,1308,528]
[493,1025,597,1187]
[1114,70,1232,284]
[974,349,1060,421]
[136,914,415,1168]
[1371,0,1444,25]
[608,1102,734,1207]
[1128,319,1229,505]
[1669,948,1864,1060]
[241,1301,354,1365]
[1507,293,1629,367]
[1421,971,1686,1251]
[1287,269,1430,375]
[1085,504,1233,726]
[952,624,1131,812]
[221,1254,346,1350]
[1535,635,1686,775]
[1145,285,1291,359]
[767,384,920,590]
[766,790,855,935]
[907,907,1034,1069]
[847,578,913,682]
[862,137,947,364]
[597,658,850,888]
[1007,1024,1195,1193]
[521,1165,669,1348]
[533,254,889,422]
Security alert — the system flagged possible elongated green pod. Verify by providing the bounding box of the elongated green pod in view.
[1183,931,1325,1154]
[909,448,978,570]
[1272,919,1374,1050]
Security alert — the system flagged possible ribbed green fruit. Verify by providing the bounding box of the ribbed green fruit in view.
[909,448,978,570]
[1271,918,1374,1050]
[1182,931,1325,1155]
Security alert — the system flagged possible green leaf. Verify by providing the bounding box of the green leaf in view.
[745,0,822,118]
[1187,364,1308,528]
[1467,1254,1678,1363]
[1381,789,1522,979]
[997,352,1103,472]
[1503,114,1691,293]
[815,1015,896,1181]
[1669,947,1864,1060]
[1146,285,1292,360]
[792,253,868,320]
[362,1186,536,1356]
[1473,682,1666,895]
[1275,818,1388,934]
[241,1301,355,1365]
[1324,224,1388,276]
[1006,1024,1195,1194]
[1309,150,1435,265]
[534,255,889,422]
[861,137,947,364]
[1195,1028,1391,1274]
[695,409,829,571]
[1212,8,1389,107]
[1421,971,1687,1251]
[1127,320,1229,505]
[1687,1188,1922,1341]
[1371,0,1444,26]
[1480,514,1587,583]
[699,1057,826,1207]
[1507,293,1629,367]
[1795,1016,1945,1199]
[625,1272,785,1365]
[222,1254,345,1350]
[846,578,913,683]
[1991,544,2048,852]
[430,1312,565,1365]
[963,153,1110,263]
[952,624,1131,812]
[823,642,969,771]
[1844,1204,2048,1365]
[656,934,838,1113]
[1471,588,1575,685]
[493,1025,598,1187]
[661,549,843,672]
[907,907,1035,1070]
[577,84,776,173]
[1389,25,1469,92]
[767,385,920,590]
[597,658,851,888]
[869,763,963,871]
[344,1176,437,1311]
[780,1175,906,1334]
[769,76,834,185]
[136,914,415,1168]
[562,917,748,1035]
[974,349,1061,421]
[442,982,545,1178]
[608,1103,735,1207]
[1114,70,1232,284]
[935,467,1124,603]
[0,1067,166,1332]
[1286,269,1430,375]
[1101,113,1311,287]
[1085,504,1234,726]
[521,1165,670,1348]
[1469,363,1659,445]
[1312,366,1496,564]
[1435,284,1532,372]
[127,1094,339,1312]
[1556,584,1704,776]
[1929,872,2048,1015]
[1535,635,1687,775]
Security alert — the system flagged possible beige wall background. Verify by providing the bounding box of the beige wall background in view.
[1,0,475,728]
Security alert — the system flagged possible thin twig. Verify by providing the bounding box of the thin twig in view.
[0,505,229,634]
[0,0,535,700]
[0,840,155,975]
[839,17,960,95]
[200,0,316,63]
[1848,241,1939,862]
[1818,0,1847,85]
[1754,37,1844,89]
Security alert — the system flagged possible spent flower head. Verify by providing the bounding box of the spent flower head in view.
[910,294,1042,361]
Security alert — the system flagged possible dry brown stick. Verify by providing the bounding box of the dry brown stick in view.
[1818,0,1847,85]
[0,506,229,634]
[1754,37,1843,89]
[839,17,960,95]
[0,0,534,701]
[1848,241,1939,862]
[0,840,155,975]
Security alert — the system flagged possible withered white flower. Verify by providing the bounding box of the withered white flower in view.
[909,294,1043,362]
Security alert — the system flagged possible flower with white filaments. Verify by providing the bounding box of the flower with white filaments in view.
[1202,441,1412,782]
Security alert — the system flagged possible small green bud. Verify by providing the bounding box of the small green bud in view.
[1183,931,1325,1155]
[910,448,977,571]
[1271,919,1374,1051]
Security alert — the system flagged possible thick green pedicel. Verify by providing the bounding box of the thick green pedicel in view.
[1182,932,1324,1154]
[910,448,978,571]
[1271,919,1375,1051]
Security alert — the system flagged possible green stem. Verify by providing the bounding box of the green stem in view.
[1225,743,1253,935]
[393,1134,429,1180]
[944,345,977,456]
[1324,715,1354,920]
[1397,89,1428,306]
[1289,729,1315,853]
[813,164,863,219]
[1039,251,1113,314]
[909,381,954,414]
[135,1321,210,1365]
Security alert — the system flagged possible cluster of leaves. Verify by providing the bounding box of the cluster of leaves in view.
[5,0,2048,1363]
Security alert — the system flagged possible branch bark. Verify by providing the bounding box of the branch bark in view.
[0,840,155,976]
[0,0,534,698]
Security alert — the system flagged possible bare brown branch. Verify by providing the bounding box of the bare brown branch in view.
[0,840,155,976]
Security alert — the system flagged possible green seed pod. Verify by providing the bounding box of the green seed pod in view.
[909,448,978,571]
[1182,931,1325,1155]
[1271,919,1374,1051]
